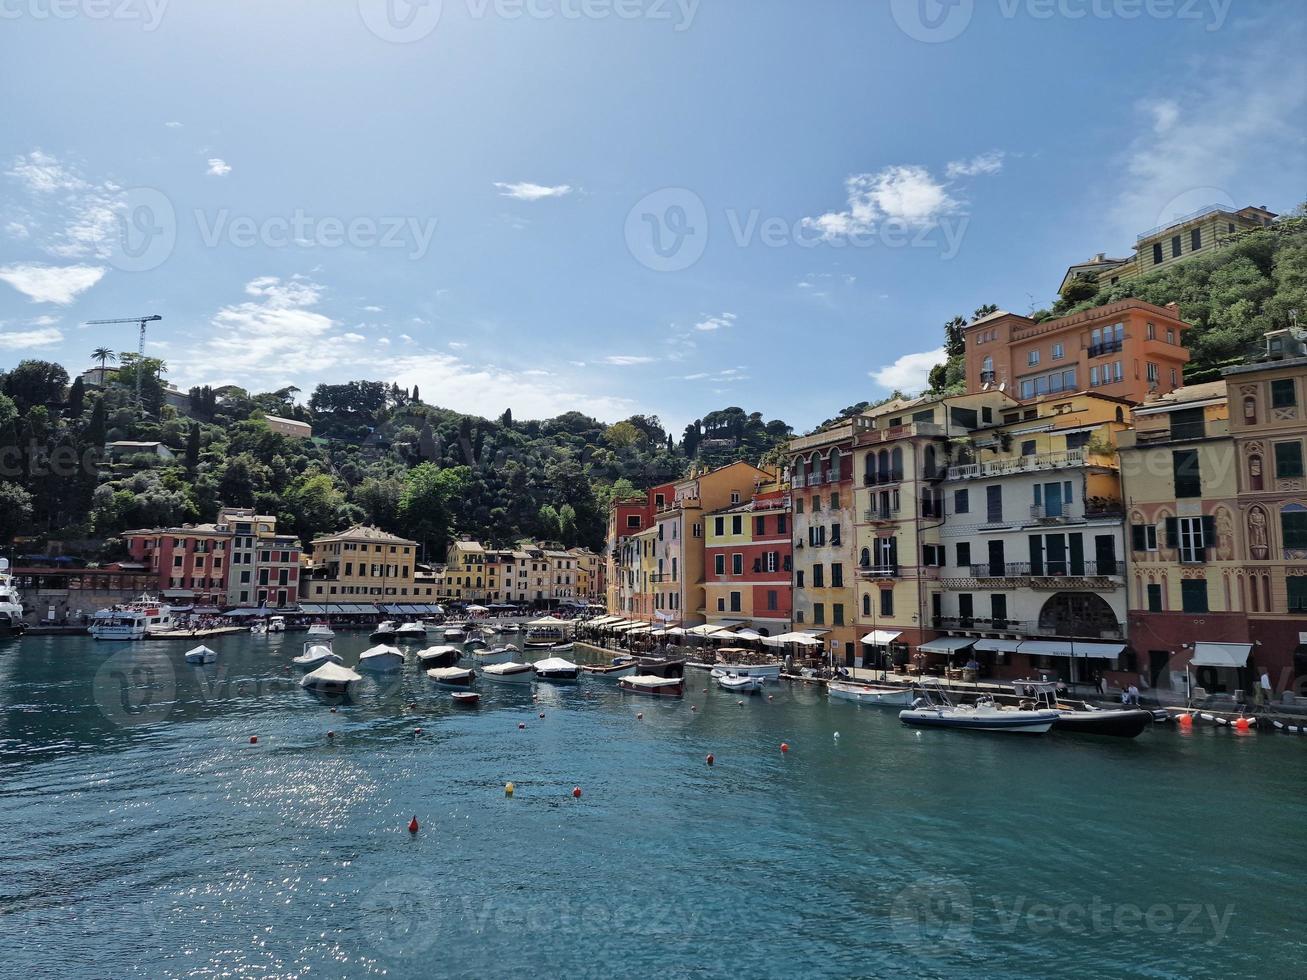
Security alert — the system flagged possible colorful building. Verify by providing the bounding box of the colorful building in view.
[964,299,1190,405]
[703,475,792,634]
[303,524,422,604]
[606,495,653,613]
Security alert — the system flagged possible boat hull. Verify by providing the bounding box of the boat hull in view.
[416,647,461,669]
[581,663,638,681]
[427,667,475,689]
[1053,708,1152,738]
[638,658,686,679]
[828,682,913,706]
[357,653,404,672]
[899,707,1059,734]
[619,675,685,698]
[717,674,764,694]
[711,663,781,681]
[451,692,480,705]
[470,647,516,666]
[479,664,535,684]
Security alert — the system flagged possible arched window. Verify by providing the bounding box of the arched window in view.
[891,447,904,482]
[828,448,841,483]
[808,452,821,484]
[859,547,871,568]
[877,449,890,483]
[862,593,871,617]
[923,445,937,479]
[864,452,877,486]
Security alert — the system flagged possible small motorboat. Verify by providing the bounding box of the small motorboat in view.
[478,624,502,636]
[1010,680,1152,739]
[451,691,480,706]
[300,661,362,695]
[427,666,475,689]
[710,650,781,682]
[249,622,267,635]
[416,645,461,669]
[370,620,398,641]
[717,672,764,694]
[636,657,685,679]
[305,622,335,641]
[464,636,489,652]
[581,660,638,681]
[480,661,535,685]
[394,621,427,641]
[533,657,580,682]
[183,644,217,665]
[828,680,914,706]
[469,646,516,666]
[618,674,685,698]
[293,640,342,670]
[267,615,286,633]
[442,624,468,643]
[357,644,404,671]
[899,688,1059,734]
[545,641,575,652]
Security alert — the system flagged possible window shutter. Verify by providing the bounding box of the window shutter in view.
[1131,525,1146,551]
[1069,534,1085,575]
[1028,535,1044,576]
[1200,515,1216,562]
[1164,517,1178,548]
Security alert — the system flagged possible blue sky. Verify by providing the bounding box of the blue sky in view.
[1,0,1303,434]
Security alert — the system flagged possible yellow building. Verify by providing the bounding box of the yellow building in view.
[444,538,486,601]
[303,524,424,603]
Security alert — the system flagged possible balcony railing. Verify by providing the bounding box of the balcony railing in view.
[864,505,900,522]
[980,370,996,385]
[1087,339,1124,357]
[946,448,1110,481]
[933,616,1125,640]
[858,564,900,579]
[792,474,807,488]
[967,560,1120,579]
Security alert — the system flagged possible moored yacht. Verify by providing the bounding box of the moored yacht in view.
[480,661,535,684]
[357,644,404,671]
[416,645,461,669]
[293,639,342,670]
[427,666,476,689]
[532,657,580,682]
[828,680,914,706]
[1009,680,1152,738]
[0,559,25,637]
[370,620,398,641]
[899,688,1059,734]
[89,596,174,641]
[301,661,362,695]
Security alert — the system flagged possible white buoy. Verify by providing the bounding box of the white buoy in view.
[833,731,840,740]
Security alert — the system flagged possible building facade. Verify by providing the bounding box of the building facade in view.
[303,525,422,604]
[703,476,792,634]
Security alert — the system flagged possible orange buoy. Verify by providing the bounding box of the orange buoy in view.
[249,736,258,744]
[1177,713,1194,729]
[408,816,419,834]
[780,742,789,754]
[1235,717,1251,732]
[706,753,714,766]
[571,786,582,798]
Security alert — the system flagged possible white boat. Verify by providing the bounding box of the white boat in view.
[619,674,685,698]
[581,660,638,681]
[533,657,580,682]
[828,680,914,706]
[464,636,489,652]
[293,640,342,670]
[426,666,475,689]
[89,596,174,641]
[899,690,1060,734]
[301,661,362,695]
[305,622,335,641]
[416,645,461,669]
[267,615,286,633]
[470,646,516,666]
[183,644,217,665]
[710,661,782,681]
[394,621,427,641]
[717,672,765,694]
[524,616,572,649]
[0,559,26,636]
[480,661,535,684]
[370,620,398,641]
[357,644,404,671]
[441,624,468,643]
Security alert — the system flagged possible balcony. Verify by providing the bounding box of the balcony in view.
[1087,339,1124,358]
[932,616,1125,641]
[1029,504,1068,523]
[863,505,900,523]
[858,564,900,579]
[965,560,1121,580]
[980,370,996,385]
[792,474,807,488]
[946,448,1112,481]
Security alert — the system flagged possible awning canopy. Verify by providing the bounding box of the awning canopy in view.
[917,636,975,655]
[974,638,1023,653]
[529,615,569,626]
[1019,640,1126,659]
[764,631,824,647]
[1191,642,1252,669]
[379,603,444,615]
[860,630,902,645]
[686,624,726,636]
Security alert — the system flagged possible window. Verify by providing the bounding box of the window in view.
[812,564,824,588]
[714,517,725,536]
[756,516,766,536]
[1180,579,1208,613]
[777,514,787,534]
[833,603,844,626]
[1166,327,1175,344]
[880,589,893,617]
[1275,442,1304,479]
[986,485,1003,523]
[730,591,741,612]
[732,515,743,535]
[830,492,840,510]
[714,554,725,575]
[956,542,971,568]
[991,593,1007,623]
[730,491,741,504]
[812,603,825,625]
[1191,227,1201,251]
[1283,507,1307,550]
[1153,242,1163,264]
[1052,342,1064,360]
[1166,515,1213,563]
[732,553,743,575]
[1172,449,1201,498]
[862,593,871,617]
[1170,407,1205,441]
[796,570,804,588]
[626,515,640,529]
[1146,583,1162,612]
[811,496,821,512]
[767,590,778,612]
[717,597,725,612]
[1028,349,1040,366]
[1131,523,1158,552]
[1021,440,1036,457]
[830,523,841,546]
[1271,378,1297,409]
[1171,234,1182,258]
[1090,366,1099,386]
[1288,577,1307,614]
[1113,360,1123,382]
[1146,322,1156,340]
[1147,362,1159,383]
[831,563,843,588]
[954,489,969,514]
[922,544,944,567]
[795,498,804,515]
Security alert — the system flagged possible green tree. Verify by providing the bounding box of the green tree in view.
[0,481,33,543]
[91,347,116,372]
[3,359,69,414]
[399,463,470,558]
[185,423,201,471]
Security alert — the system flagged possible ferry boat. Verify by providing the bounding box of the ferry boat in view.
[0,559,27,637]
[524,616,572,649]
[89,595,174,641]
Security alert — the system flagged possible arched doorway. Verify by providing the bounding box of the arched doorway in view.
[1037,592,1119,637]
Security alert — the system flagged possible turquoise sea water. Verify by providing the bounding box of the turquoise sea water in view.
[1,630,1303,979]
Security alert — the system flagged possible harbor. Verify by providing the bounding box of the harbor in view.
[1,627,1304,978]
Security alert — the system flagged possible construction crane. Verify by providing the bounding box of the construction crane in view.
[82,314,162,412]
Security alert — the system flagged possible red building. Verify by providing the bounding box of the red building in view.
[703,478,792,634]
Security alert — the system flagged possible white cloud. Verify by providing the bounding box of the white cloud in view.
[945,151,1005,179]
[342,332,366,341]
[398,333,413,342]
[0,325,63,349]
[3,150,139,261]
[493,181,572,201]
[0,262,106,304]
[448,341,467,350]
[602,354,656,366]
[5,221,30,239]
[802,165,957,239]
[363,305,383,312]
[7,149,88,194]
[206,158,232,177]
[165,120,183,129]
[694,312,737,332]
[869,346,945,393]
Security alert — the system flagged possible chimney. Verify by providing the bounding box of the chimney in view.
[1165,302,1180,315]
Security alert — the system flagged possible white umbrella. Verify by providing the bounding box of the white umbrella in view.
[466,604,489,614]
[764,632,823,648]
[529,615,568,627]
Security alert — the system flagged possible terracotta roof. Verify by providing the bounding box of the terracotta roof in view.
[312,524,417,545]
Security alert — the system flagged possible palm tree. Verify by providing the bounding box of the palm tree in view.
[91,347,116,377]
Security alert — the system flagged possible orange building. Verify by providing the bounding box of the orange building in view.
[965,299,1191,405]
